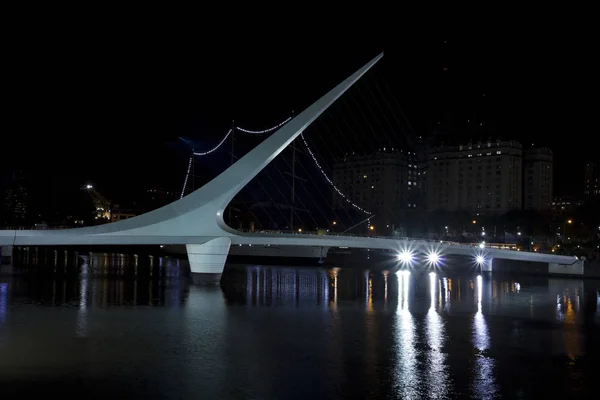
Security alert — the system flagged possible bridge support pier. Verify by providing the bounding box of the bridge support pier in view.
[481,257,493,272]
[1,245,12,265]
[548,259,584,276]
[186,237,231,285]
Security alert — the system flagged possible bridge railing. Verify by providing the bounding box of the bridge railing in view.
[0,226,72,231]
[234,228,495,249]
[0,226,545,255]
[233,229,554,254]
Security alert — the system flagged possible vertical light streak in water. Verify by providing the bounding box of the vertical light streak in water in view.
[326,269,342,398]
[246,268,253,306]
[77,263,89,337]
[556,294,564,322]
[425,273,449,397]
[472,275,497,398]
[329,269,338,312]
[365,271,373,313]
[393,272,419,398]
[364,270,369,304]
[364,270,378,397]
[322,270,329,310]
[0,283,8,326]
[442,277,451,312]
[563,294,582,361]
[383,271,389,312]
[256,268,261,304]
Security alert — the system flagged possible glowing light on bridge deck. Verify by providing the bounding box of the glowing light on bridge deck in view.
[426,251,442,267]
[476,255,485,265]
[397,251,414,264]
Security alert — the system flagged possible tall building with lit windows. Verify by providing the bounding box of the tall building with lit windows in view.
[332,148,420,229]
[523,147,553,212]
[584,162,599,202]
[426,139,523,213]
[1,170,30,226]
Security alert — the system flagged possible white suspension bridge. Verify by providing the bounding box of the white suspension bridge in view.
[0,53,579,283]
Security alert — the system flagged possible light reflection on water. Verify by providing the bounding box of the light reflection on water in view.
[394,271,419,398]
[472,275,498,399]
[426,273,449,398]
[0,263,599,398]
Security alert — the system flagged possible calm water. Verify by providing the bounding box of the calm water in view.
[1,261,599,399]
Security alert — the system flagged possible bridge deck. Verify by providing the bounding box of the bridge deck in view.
[0,228,576,266]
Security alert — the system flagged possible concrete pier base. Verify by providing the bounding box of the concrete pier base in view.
[481,257,494,272]
[186,237,231,285]
[549,259,584,276]
[1,245,12,265]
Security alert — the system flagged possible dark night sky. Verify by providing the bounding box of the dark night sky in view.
[2,26,596,214]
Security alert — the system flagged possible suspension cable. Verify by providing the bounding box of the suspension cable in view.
[311,124,360,228]
[193,129,233,156]
[275,148,334,230]
[299,132,371,215]
[180,156,193,199]
[236,116,292,134]
[281,142,350,231]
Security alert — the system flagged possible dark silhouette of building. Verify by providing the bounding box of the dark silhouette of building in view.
[524,147,553,212]
[140,187,177,212]
[2,170,30,226]
[584,162,599,202]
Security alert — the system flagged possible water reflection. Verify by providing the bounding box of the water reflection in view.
[329,268,338,311]
[426,273,449,398]
[551,279,585,362]
[242,267,331,308]
[0,283,7,326]
[76,273,88,337]
[0,263,598,398]
[442,277,451,312]
[3,275,187,309]
[393,271,419,397]
[472,275,497,398]
[365,270,374,313]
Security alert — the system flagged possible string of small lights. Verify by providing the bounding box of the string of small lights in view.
[193,129,233,156]
[192,117,291,157]
[299,132,372,215]
[185,114,370,215]
[236,116,292,134]
[180,156,193,199]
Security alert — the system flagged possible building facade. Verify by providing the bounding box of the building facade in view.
[426,139,523,213]
[552,196,581,215]
[523,147,553,212]
[332,149,420,230]
[584,162,599,201]
[1,170,30,226]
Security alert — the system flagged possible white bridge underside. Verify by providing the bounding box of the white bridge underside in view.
[0,53,577,280]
